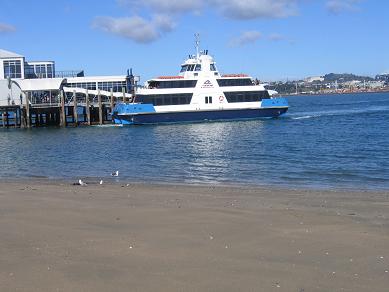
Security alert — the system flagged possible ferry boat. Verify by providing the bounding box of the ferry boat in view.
[113,39,288,125]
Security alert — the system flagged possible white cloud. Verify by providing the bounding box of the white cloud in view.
[229,31,262,47]
[210,0,299,19]
[0,22,16,33]
[96,0,303,43]
[117,0,202,14]
[153,14,175,32]
[92,15,174,43]
[268,33,285,41]
[326,0,361,14]
[118,0,299,19]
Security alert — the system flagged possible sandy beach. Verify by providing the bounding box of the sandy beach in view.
[0,180,388,291]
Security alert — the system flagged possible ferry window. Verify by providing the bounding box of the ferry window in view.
[210,64,217,71]
[195,64,201,71]
[224,91,270,103]
[180,65,188,72]
[187,65,195,71]
[217,79,252,87]
[205,96,212,104]
[153,80,197,89]
[137,93,193,106]
[171,97,179,105]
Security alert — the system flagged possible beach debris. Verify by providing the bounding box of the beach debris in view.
[99,180,103,185]
[379,256,384,259]
[385,270,388,273]
[111,170,119,177]
[209,235,214,240]
[275,283,281,288]
[74,179,87,186]
[298,250,302,254]
[129,245,133,249]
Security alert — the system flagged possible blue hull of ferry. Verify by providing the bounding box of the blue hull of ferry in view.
[113,98,288,125]
[114,108,288,125]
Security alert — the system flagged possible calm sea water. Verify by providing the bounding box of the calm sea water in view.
[1,92,388,190]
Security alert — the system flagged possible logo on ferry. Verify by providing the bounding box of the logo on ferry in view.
[201,80,214,88]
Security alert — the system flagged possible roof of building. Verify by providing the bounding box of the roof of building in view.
[0,49,24,59]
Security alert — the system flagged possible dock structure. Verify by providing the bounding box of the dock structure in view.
[0,87,131,128]
[0,48,138,129]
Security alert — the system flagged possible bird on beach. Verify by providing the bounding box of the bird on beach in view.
[111,170,119,177]
[99,180,103,185]
[78,179,87,186]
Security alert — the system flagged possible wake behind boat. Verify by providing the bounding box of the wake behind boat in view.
[113,37,288,125]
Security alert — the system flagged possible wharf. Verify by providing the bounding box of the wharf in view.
[0,89,127,128]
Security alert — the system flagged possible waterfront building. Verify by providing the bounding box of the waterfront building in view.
[0,49,132,106]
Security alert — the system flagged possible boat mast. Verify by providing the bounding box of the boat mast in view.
[195,33,200,60]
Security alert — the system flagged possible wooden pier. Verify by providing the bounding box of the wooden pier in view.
[0,90,121,128]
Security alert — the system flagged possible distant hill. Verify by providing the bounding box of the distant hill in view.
[323,73,374,82]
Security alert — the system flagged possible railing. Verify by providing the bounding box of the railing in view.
[55,70,84,78]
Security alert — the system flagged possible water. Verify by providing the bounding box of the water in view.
[1,92,389,190]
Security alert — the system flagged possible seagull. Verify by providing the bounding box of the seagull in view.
[99,180,103,185]
[111,170,119,177]
[78,179,87,186]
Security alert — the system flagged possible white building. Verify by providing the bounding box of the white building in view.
[0,49,131,106]
[304,76,324,83]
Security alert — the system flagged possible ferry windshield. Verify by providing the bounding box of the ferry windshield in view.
[210,63,217,71]
[180,65,188,72]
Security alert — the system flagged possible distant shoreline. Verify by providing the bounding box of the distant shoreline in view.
[282,88,389,97]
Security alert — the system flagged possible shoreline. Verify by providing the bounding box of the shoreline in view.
[2,176,389,193]
[0,180,388,291]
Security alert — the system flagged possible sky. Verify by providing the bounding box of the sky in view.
[0,0,388,81]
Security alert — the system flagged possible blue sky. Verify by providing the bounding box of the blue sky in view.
[0,0,388,81]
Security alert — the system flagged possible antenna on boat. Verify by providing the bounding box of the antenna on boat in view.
[195,33,200,59]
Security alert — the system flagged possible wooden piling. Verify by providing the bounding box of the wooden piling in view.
[1,112,5,128]
[85,89,91,125]
[25,93,31,128]
[60,91,66,127]
[73,90,78,126]
[110,88,115,121]
[5,110,9,127]
[98,89,103,125]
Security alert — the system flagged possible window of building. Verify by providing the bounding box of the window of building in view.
[47,64,55,78]
[65,82,97,90]
[24,63,36,79]
[3,60,22,78]
[97,81,127,92]
[224,91,270,103]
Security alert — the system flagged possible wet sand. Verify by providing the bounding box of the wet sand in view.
[0,180,388,291]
